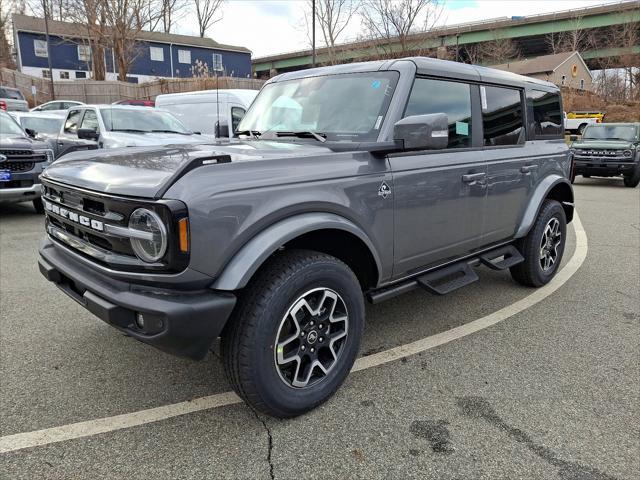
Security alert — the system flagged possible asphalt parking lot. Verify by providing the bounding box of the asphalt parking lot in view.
[0,178,638,480]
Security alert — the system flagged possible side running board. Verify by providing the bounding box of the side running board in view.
[367,243,525,303]
[416,261,479,295]
[478,244,524,270]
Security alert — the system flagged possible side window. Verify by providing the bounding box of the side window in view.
[64,110,82,133]
[481,85,524,146]
[404,77,472,148]
[80,110,99,131]
[40,102,59,111]
[529,90,562,138]
[231,107,245,133]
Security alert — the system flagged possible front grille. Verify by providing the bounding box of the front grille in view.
[1,161,35,172]
[41,179,188,273]
[0,149,47,162]
[574,149,629,160]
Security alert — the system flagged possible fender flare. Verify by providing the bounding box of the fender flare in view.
[515,175,574,239]
[211,212,383,291]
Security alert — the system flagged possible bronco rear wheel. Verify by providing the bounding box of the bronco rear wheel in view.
[510,199,567,288]
[623,165,640,188]
[221,250,364,418]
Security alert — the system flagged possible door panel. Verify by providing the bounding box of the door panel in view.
[390,151,487,278]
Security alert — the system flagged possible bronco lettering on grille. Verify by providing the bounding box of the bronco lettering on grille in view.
[43,199,104,232]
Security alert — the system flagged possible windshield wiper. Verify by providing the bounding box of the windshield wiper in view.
[110,128,149,133]
[150,129,190,135]
[275,131,327,143]
[236,129,261,139]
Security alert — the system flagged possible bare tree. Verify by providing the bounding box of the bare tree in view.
[479,30,520,65]
[359,0,443,57]
[545,12,592,54]
[613,19,640,101]
[310,0,360,65]
[194,0,224,38]
[0,0,18,68]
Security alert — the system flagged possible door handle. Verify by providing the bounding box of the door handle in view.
[462,172,487,184]
[521,164,539,173]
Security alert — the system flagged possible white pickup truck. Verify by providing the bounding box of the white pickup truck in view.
[564,112,599,135]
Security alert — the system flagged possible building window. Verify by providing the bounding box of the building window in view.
[561,75,566,86]
[75,71,87,79]
[404,77,472,148]
[78,45,91,62]
[60,71,70,80]
[150,46,164,62]
[34,39,48,58]
[42,69,51,78]
[481,85,524,146]
[212,53,223,71]
[178,49,191,64]
[580,79,585,90]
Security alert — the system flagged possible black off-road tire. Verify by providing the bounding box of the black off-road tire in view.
[33,198,45,214]
[582,174,591,178]
[510,200,567,288]
[221,249,365,418]
[623,165,640,188]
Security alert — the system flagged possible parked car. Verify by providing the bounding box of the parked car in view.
[0,111,54,212]
[0,86,29,112]
[564,111,599,134]
[10,111,66,156]
[31,100,85,112]
[112,99,155,107]
[52,105,212,158]
[155,89,258,137]
[38,57,574,417]
[570,122,640,187]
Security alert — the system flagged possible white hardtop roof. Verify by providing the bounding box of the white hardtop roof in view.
[155,89,258,105]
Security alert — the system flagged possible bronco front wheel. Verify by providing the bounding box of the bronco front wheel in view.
[221,250,364,418]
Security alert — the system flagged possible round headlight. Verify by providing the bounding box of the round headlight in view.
[128,208,167,263]
[623,150,632,157]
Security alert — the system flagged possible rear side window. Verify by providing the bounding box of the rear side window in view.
[529,90,563,137]
[404,78,472,148]
[481,85,524,146]
[0,88,25,100]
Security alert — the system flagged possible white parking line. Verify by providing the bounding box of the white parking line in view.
[0,213,587,455]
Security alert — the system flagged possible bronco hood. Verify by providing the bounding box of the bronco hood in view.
[571,140,636,150]
[41,141,334,198]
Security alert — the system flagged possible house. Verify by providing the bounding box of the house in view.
[492,51,593,91]
[11,14,252,83]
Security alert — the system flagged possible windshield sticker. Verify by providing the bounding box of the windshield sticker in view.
[374,115,383,130]
[456,121,469,135]
[371,80,382,89]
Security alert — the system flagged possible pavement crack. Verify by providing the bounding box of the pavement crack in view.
[252,409,275,480]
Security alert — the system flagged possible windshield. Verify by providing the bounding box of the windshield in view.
[0,112,26,137]
[20,116,63,134]
[583,125,638,141]
[237,72,399,141]
[100,108,191,134]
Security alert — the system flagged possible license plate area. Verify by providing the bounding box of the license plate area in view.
[0,170,11,182]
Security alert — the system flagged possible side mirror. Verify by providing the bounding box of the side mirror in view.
[394,113,449,151]
[569,135,578,142]
[77,128,99,140]
[215,121,229,139]
[25,128,38,138]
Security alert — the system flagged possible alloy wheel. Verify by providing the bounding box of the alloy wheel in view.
[539,217,562,272]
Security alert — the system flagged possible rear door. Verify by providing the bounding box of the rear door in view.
[389,77,487,277]
[481,85,532,244]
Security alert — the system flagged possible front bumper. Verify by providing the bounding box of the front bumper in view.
[574,157,638,176]
[0,182,41,203]
[39,238,236,360]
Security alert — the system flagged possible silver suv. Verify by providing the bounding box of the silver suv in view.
[38,58,574,417]
[0,86,29,112]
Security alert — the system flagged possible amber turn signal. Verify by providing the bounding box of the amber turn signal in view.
[178,218,189,253]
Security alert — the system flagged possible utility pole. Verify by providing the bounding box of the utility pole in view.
[42,0,55,100]
[312,0,316,68]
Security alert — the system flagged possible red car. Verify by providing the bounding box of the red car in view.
[112,99,155,107]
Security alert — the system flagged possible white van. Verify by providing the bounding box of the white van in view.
[155,89,258,138]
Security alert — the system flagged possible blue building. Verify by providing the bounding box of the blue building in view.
[12,14,252,83]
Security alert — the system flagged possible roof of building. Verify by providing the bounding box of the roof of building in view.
[492,51,590,76]
[12,14,251,54]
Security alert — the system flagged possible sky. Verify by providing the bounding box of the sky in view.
[176,0,624,59]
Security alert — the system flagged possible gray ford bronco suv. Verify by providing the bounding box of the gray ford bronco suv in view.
[38,58,574,417]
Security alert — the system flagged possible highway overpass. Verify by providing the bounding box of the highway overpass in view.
[253,1,640,77]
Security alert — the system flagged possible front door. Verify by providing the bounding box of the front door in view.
[389,77,486,278]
